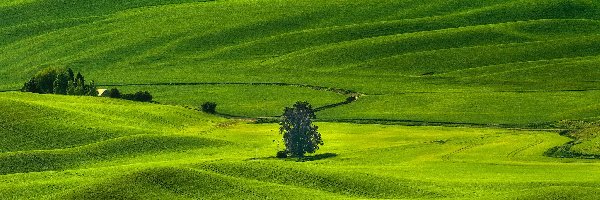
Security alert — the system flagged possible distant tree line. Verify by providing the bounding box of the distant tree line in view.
[21,67,153,102]
[21,67,97,96]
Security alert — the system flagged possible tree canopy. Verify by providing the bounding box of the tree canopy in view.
[279,101,323,159]
[21,67,96,96]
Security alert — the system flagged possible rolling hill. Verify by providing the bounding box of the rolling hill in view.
[0,0,599,124]
[1,92,600,199]
[2,0,600,199]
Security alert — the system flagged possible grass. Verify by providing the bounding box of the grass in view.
[550,122,600,157]
[116,84,347,117]
[0,0,599,124]
[1,92,600,199]
[0,92,223,150]
[2,0,600,198]
[318,90,600,125]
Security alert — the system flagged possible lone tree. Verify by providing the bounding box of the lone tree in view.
[279,101,323,159]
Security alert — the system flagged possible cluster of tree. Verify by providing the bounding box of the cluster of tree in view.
[21,67,97,96]
[278,101,323,159]
[104,88,153,102]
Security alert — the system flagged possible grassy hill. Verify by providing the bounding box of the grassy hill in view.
[1,92,600,199]
[2,0,600,198]
[0,0,599,124]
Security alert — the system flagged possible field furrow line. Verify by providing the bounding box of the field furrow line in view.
[441,143,480,161]
[507,139,544,158]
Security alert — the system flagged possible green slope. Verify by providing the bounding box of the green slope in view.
[1,0,599,123]
[0,92,222,152]
[1,92,600,199]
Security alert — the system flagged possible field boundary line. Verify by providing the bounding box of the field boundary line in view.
[97,82,363,96]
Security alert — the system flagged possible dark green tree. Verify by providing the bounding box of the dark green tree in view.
[67,68,75,82]
[21,78,38,93]
[75,72,85,87]
[66,80,76,95]
[52,72,69,94]
[279,101,323,159]
[32,67,61,94]
[87,81,98,96]
[22,67,98,97]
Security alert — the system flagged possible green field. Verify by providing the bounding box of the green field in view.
[117,84,347,117]
[2,0,600,199]
[1,0,599,123]
[2,92,600,199]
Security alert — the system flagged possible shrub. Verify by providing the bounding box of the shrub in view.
[276,150,288,158]
[108,88,122,98]
[122,91,153,102]
[346,96,357,102]
[201,102,217,114]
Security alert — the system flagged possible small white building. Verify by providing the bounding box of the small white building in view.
[97,89,109,97]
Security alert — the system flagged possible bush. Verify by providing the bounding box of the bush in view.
[346,96,357,102]
[201,102,217,114]
[108,88,122,98]
[122,91,153,102]
[276,150,288,158]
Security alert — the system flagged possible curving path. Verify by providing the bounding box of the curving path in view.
[98,82,365,114]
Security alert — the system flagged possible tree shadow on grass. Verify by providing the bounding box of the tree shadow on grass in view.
[302,153,338,161]
[248,153,338,162]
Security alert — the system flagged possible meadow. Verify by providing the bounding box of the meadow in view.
[1,0,600,199]
[117,84,347,117]
[0,0,599,124]
[2,92,600,199]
